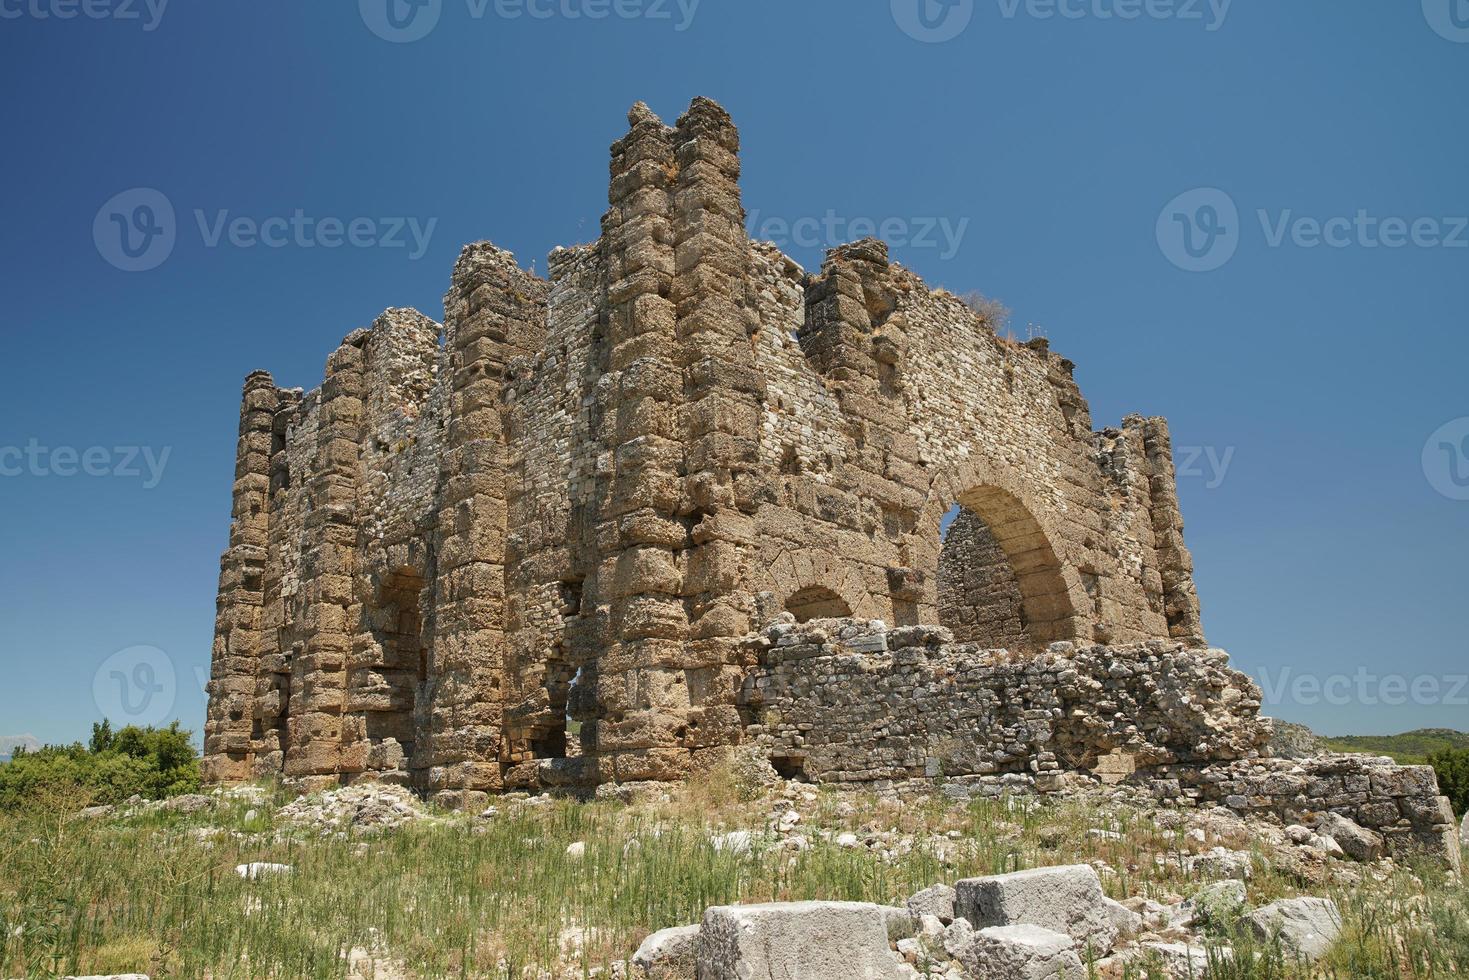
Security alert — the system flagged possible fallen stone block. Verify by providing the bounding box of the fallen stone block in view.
[1102,897,1144,936]
[1186,846,1254,879]
[1316,812,1384,863]
[954,865,1118,954]
[906,883,956,924]
[160,793,215,814]
[943,917,975,958]
[1121,897,1171,930]
[710,830,753,855]
[697,901,906,980]
[958,924,1083,980]
[632,924,700,979]
[1248,897,1342,963]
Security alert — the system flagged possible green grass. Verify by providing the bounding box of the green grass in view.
[0,773,1464,978]
[1319,730,1469,766]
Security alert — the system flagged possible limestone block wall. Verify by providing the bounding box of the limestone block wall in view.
[740,620,1269,787]
[1161,757,1462,872]
[740,620,1461,870]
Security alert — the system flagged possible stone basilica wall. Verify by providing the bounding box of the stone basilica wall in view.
[206,97,1235,802]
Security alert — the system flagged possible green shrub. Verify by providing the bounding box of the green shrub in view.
[0,721,200,810]
[1428,747,1469,817]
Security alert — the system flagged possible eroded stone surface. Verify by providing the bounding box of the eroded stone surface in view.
[697,902,906,980]
[907,884,957,924]
[1247,897,1342,962]
[954,865,1117,954]
[632,924,700,979]
[958,924,1083,980]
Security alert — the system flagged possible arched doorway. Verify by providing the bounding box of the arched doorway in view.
[938,506,1030,648]
[934,485,1078,649]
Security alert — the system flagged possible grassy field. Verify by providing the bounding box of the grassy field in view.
[1319,730,1469,766]
[0,771,1465,979]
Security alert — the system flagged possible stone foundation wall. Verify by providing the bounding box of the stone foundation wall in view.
[1161,756,1461,871]
[740,620,1270,787]
[740,620,1461,869]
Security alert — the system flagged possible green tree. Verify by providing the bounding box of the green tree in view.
[0,721,200,811]
[1428,747,1469,817]
[89,719,115,754]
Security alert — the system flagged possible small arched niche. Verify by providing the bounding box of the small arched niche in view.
[785,586,853,624]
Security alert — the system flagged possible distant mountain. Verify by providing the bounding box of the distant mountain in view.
[0,734,40,763]
[1319,728,1469,765]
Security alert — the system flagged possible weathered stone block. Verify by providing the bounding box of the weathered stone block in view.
[954,865,1117,954]
[958,924,1084,980]
[697,902,905,980]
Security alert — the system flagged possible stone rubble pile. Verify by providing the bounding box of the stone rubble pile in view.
[628,863,1345,979]
[277,782,431,835]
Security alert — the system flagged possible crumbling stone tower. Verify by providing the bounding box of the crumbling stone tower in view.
[204,98,1204,801]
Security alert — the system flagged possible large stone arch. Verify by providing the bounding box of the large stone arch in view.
[912,460,1088,647]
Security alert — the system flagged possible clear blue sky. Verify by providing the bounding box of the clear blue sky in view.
[2,1,1466,747]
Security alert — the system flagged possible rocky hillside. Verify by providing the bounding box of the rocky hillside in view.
[1319,729,1469,765]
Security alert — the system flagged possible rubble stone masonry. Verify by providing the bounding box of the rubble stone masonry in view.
[202,99,1451,860]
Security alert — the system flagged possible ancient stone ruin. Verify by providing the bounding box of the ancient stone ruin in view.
[203,97,1459,868]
